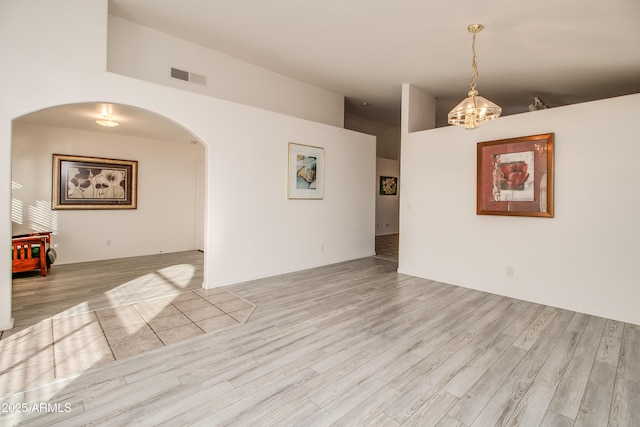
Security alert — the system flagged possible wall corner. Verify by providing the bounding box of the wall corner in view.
[401,84,436,135]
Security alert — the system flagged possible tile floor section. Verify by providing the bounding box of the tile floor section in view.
[0,288,255,395]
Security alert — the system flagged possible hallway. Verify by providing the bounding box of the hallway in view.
[375,233,398,261]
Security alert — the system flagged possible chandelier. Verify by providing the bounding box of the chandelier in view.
[448,24,501,129]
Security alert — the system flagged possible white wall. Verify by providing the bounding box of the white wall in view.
[0,0,376,330]
[108,16,345,128]
[402,84,435,133]
[376,158,399,236]
[400,93,640,325]
[205,109,376,286]
[377,128,401,161]
[344,115,400,160]
[11,123,199,264]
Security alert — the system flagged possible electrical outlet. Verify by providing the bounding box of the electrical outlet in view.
[106,240,111,247]
[506,266,514,277]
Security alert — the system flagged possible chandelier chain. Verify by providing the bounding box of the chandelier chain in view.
[447,23,501,129]
[470,32,478,93]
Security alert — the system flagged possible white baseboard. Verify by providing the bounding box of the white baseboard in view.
[0,318,15,331]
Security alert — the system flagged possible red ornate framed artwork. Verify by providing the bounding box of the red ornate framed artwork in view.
[477,133,554,217]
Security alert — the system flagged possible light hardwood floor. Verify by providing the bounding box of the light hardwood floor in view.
[1,254,639,426]
[375,233,399,261]
[10,250,205,327]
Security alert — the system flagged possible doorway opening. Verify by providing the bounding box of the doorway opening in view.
[10,102,207,326]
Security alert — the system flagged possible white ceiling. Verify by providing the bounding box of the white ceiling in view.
[16,1,640,135]
[106,0,640,127]
[16,103,197,144]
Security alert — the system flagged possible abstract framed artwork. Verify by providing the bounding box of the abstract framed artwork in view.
[52,154,138,209]
[288,143,324,199]
[380,176,398,195]
[477,133,554,217]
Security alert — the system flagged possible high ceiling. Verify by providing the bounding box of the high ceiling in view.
[107,0,640,128]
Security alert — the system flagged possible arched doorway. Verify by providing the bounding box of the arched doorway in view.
[10,102,207,325]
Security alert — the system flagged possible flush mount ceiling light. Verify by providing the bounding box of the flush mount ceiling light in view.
[448,24,501,129]
[95,115,119,127]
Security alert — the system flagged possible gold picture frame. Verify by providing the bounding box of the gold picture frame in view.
[52,154,138,210]
[477,133,554,217]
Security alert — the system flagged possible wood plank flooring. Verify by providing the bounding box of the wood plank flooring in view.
[0,288,255,395]
[375,233,399,261]
[10,250,205,327]
[1,255,639,426]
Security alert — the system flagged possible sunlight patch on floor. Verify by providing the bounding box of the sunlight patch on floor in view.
[103,264,197,307]
[0,289,255,396]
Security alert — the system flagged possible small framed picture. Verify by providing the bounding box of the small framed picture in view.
[477,133,554,217]
[380,176,398,195]
[288,143,324,199]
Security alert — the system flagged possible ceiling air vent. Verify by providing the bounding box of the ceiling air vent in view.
[170,67,206,86]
